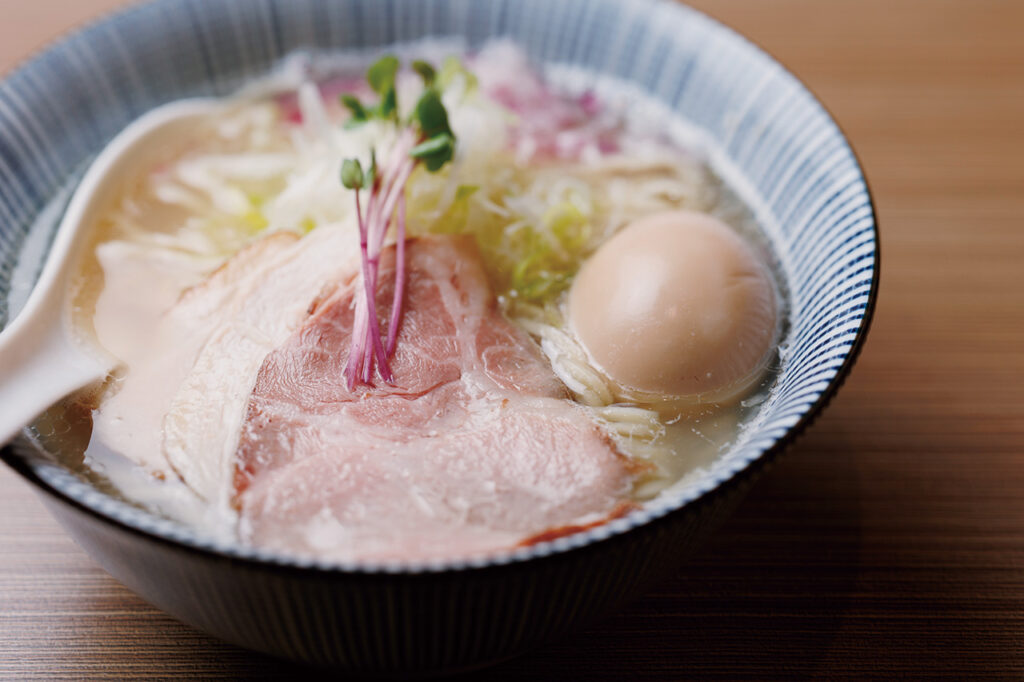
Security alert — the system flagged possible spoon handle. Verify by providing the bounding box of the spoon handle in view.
[0,100,217,447]
[0,306,109,445]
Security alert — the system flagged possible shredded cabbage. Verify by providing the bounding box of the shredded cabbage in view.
[111,44,717,313]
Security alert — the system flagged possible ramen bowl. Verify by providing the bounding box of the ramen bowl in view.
[0,0,877,674]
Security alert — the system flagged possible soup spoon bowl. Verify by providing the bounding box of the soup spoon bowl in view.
[0,99,219,445]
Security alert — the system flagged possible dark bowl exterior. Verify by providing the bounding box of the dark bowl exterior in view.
[0,0,878,674]
[22,452,755,673]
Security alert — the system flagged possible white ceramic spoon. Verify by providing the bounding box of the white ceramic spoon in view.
[0,99,219,446]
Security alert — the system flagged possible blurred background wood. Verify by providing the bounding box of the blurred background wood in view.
[1,0,1023,678]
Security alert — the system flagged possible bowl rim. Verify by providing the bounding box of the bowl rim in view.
[0,0,879,575]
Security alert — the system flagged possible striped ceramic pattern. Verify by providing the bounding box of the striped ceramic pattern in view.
[0,0,875,568]
[0,0,875,668]
[37,478,745,670]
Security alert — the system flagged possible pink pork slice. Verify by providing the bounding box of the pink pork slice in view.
[233,234,636,562]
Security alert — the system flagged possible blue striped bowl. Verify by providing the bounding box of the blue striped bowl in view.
[0,0,877,673]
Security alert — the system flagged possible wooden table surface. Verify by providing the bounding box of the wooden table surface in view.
[2,0,1023,679]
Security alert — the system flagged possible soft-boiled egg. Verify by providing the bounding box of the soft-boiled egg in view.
[568,210,778,404]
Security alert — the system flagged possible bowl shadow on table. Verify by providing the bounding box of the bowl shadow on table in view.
[48,423,863,680]
[479,424,866,681]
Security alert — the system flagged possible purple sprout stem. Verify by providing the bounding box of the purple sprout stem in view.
[386,191,407,357]
[345,185,392,388]
[361,195,393,385]
[369,154,414,357]
[345,128,421,388]
[375,131,416,234]
[346,304,367,387]
[375,160,414,244]
[361,326,374,382]
[364,130,413,245]
[345,188,370,388]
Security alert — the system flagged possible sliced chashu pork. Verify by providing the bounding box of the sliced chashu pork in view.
[234,235,636,562]
[94,225,359,508]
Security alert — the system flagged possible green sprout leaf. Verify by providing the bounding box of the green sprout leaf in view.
[339,57,460,195]
[414,88,452,139]
[340,94,368,122]
[409,133,454,159]
[410,133,455,172]
[377,87,397,120]
[340,158,364,190]
[366,55,399,95]
[411,59,436,86]
[423,151,454,172]
[365,55,400,121]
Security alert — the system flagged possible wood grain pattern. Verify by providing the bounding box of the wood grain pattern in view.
[2,0,1023,678]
